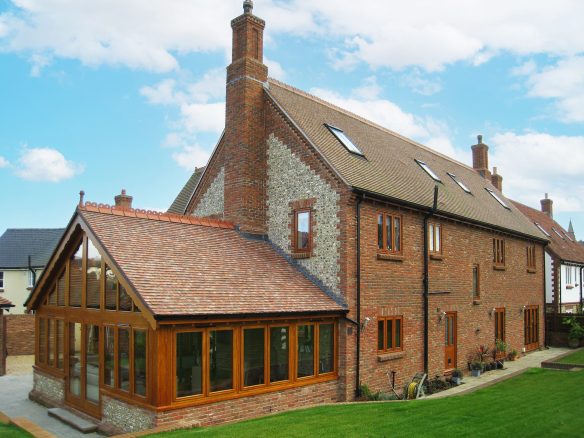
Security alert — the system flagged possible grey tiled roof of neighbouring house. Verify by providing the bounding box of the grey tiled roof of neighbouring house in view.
[266,79,547,241]
[168,166,206,214]
[0,228,65,269]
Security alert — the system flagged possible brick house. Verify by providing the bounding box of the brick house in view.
[26,2,548,433]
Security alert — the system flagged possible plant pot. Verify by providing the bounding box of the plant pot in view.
[452,377,462,385]
[471,369,481,377]
[496,360,504,369]
[568,338,580,348]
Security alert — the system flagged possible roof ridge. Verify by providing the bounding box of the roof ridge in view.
[79,202,235,230]
[267,78,476,172]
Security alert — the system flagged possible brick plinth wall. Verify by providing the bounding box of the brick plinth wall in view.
[6,314,35,356]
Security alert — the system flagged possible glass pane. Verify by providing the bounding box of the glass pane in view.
[38,318,46,364]
[69,323,81,396]
[244,328,265,387]
[377,214,383,249]
[119,284,132,312]
[176,332,203,397]
[269,326,289,383]
[395,319,401,348]
[377,320,384,350]
[56,320,64,369]
[429,224,434,252]
[49,285,57,306]
[209,330,233,392]
[296,211,310,250]
[386,319,393,349]
[57,272,65,306]
[105,266,117,310]
[297,324,314,378]
[48,319,54,366]
[118,328,130,392]
[104,327,115,387]
[319,323,334,374]
[449,318,454,345]
[394,217,401,252]
[69,242,83,307]
[445,318,449,345]
[435,225,441,252]
[386,216,392,251]
[134,330,147,397]
[472,266,478,298]
[86,325,100,404]
[86,240,101,309]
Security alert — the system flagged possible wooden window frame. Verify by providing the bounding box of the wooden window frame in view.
[292,208,312,256]
[207,327,237,396]
[428,222,443,258]
[524,305,539,351]
[377,213,403,256]
[377,316,404,353]
[526,244,536,273]
[472,264,480,301]
[493,237,506,269]
[494,308,505,343]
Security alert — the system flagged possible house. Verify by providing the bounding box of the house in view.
[512,196,584,314]
[26,2,548,433]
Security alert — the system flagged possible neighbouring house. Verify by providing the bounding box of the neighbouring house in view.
[513,196,584,314]
[25,2,548,433]
[167,166,206,215]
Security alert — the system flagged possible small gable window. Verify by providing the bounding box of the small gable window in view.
[447,172,471,194]
[326,124,364,156]
[486,188,510,209]
[294,209,312,255]
[415,160,442,182]
[493,237,506,269]
[526,244,536,273]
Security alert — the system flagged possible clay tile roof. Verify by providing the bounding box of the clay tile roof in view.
[78,207,344,317]
[512,201,584,265]
[168,166,206,214]
[0,228,65,269]
[266,79,546,240]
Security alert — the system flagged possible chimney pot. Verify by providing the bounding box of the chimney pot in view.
[478,134,483,144]
[243,0,253,14]
[78,190,85,207]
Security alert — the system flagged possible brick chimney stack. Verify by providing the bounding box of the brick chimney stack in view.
[223,0,268,234]
[471,135,491,180]
[491,167,503,192]
[541,193,553,219]
[114,189,133,210]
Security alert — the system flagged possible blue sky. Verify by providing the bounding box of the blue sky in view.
[1,0,583,240]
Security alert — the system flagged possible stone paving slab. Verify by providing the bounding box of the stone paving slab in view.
[12,416,57,438]
[49,408,98,433]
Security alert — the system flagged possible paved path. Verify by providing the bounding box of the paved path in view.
[426,347,572,399]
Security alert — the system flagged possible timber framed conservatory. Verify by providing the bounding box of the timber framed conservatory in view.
[26,204,344,433]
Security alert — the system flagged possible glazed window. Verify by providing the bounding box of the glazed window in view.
[447,172,471,194]
[494,308,505,343]
[326,124,364,156]
[415,159,442,182]
[319,323,335,374]
[85,324,100,404]
[526,244,536,272]
[28,270,35,288]
[57,271,65,306]
[133,329,147,397]
[105,264,138,312]
[270,326,289,383]
[38,318,47,364]
[209,329,234,392]
[486,188,510,209]
[118,328,130,392]
[493,238,505,268]
[297,324,315,378]
[243,327,265,387]
[428,222,442,255]
[69,241,83,307]
[377,213,402,254]
[472,264,480,299]
[86,240,101,309]
[176,331,203,397]
[104,326,115,387]
[377,316,403,353]
[294,209,311,253]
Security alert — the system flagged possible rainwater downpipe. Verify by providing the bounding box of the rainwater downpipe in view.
[355,194,363,397]
[423,185,439,374]
[27,255,36,288]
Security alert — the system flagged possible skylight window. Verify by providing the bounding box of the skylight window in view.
[564,231,574,242]
[415,160,442,182]
[535,223,551,237]
[447,172,471,194]
[552,228,565,239]
[485,188,510,209]
[326,124,364,156]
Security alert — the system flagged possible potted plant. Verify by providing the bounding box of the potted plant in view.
[470,361,482,377]
[563,316,584,348]
[508,349,518,361]
[495,339,507,359]
[451,369,463,385]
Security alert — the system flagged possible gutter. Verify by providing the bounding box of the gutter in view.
[423,185,439,374]
[355,194,363,397]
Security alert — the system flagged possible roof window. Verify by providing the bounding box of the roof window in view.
[326,124,364,156]
[564,231,574,242]
[552,227,565,239]
[485,188,510,209]
[415,160,442,182]
[534,223,551,237]
[447,172,471,194]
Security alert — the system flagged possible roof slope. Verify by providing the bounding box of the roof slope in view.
[266,80,545,240]
[168,166,205,214]
[512,201,584,264]
[79,207,344,317]
[0,228,65,269]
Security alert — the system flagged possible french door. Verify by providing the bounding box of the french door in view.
[524,306,539,352]
[65,322,101,417]
[444,312,457,371]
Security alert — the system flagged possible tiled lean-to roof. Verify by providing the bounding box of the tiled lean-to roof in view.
[266,79,547,241]
[78,204,344,317]
[0,228,65,269]
[512,201,584,265]
[168,166,206,214]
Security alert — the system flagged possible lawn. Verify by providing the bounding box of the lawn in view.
[148,368,584,438]
[0,423,32,438]
[557,349,584,365]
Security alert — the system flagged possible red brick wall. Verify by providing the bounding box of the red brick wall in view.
[6,314,35,356]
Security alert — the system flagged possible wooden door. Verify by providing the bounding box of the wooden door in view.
[444,312,457,370]
[524,306,539,351]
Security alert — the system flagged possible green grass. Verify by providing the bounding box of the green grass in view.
[0,423,32,438]
[557,349,584,365]
[148,368,584,438]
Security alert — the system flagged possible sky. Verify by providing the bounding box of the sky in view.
[1,0,583,240]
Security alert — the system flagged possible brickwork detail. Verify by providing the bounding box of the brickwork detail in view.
[32,370,64,404]
[6,314,35,355]
[267,134,341,295]
[101,395,155,433]
[193,167,225,218]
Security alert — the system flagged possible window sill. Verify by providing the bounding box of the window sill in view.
[493,264,506,271]
[527,268,537,274]
[291,252,311,259]
[377,253,404,262]
[377,351,405,362]
[429,254,443,261]
[473,299,481,305]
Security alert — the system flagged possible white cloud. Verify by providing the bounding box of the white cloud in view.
[264,57,286,81]
[15,147,84,182]
[491,132,584,213]
[171,144,211,171]
[399,70,442,96]
[0,156,9,167]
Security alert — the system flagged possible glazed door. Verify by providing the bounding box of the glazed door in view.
[444,312,457,370]
[65,323,101,417]
[524,306,539,351]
